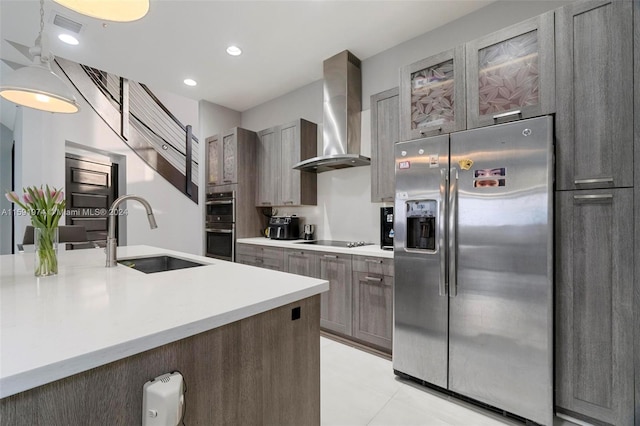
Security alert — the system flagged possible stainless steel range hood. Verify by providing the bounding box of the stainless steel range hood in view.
[294,50,370,173]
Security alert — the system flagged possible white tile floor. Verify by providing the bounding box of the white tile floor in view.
[320,337,580,426]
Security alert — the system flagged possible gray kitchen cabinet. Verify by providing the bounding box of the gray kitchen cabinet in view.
[555,0,633,191]
[236,243,284,271]
[399,47,466,141]
[206,127,256,186]
[279,119,317,206]
[352,256,394,352]
[256,126,280,206]
[317,252,353,336]
[370,87,399,202]
[555,188,634,425]
[283,248,318,278]
[256,119,317,207]
[466,11,555,129]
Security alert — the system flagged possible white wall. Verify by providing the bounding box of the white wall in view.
[10,65,204,256]
[238,0,569,243]
[0,123,14,254]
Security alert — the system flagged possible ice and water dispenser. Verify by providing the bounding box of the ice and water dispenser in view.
[405,200,437,251]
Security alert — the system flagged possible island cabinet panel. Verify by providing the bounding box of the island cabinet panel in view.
[466,11,555,129]
[555,188,634,425]
[284,248,319,278]
[236,243,284,271]
[555,0,634,191]
[371,87,399,202]
[0,296,321,426]
[318,253,353,336]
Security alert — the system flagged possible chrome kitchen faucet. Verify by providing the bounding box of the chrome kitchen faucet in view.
[105,195,157,267]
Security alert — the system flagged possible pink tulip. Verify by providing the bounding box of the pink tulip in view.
[5,192,19,203]
[55,191,64,203]
[23,193,33,204]
[37,189,44,199]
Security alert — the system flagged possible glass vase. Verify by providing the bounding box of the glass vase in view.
[34,227,59,277]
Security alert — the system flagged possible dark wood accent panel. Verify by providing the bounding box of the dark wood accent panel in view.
[70,193,108,209]
[0,296,320,426]
[65,157,115,249]
[555,188,634,425]
[555,0,633,190]
[70,168,108,187]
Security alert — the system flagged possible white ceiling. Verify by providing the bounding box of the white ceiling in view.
[0,0,495,129]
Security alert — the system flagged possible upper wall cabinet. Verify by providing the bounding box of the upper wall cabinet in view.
[371,87,399,202]
[256,118,317,207]
[400,46,466,141]
[206,127,256,187]
[555,0,633,191]
[466,12,555,129]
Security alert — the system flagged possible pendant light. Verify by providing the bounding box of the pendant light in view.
[52,0,149,22]
[0,0,79,114]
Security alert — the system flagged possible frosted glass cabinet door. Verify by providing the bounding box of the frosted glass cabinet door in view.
[206,135,220,185]
[399,46,465,141]
[221,130,237,184]
[466,11,555,129]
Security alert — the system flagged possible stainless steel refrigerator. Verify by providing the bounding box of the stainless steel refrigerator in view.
[393,116,554,425]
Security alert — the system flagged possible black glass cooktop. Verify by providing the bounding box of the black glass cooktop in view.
[295,240,373,248]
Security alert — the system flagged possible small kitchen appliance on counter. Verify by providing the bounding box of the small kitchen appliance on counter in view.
[303,224,315,240]
[380,207,394,250]
[268,216,300,240]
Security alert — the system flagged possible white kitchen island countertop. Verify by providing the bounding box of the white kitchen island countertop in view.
[0,245,328,399]
[237,237,394,259]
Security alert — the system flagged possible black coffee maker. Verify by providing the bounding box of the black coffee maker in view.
[380,207,394,250]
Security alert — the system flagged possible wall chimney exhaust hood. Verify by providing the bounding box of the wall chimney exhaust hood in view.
[293,50,370,173]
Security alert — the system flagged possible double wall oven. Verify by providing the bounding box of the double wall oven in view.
[205,191,235,261]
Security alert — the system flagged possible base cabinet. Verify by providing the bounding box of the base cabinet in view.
[236,244,284,271]
[555,188,634,425]
[317,253,353,336]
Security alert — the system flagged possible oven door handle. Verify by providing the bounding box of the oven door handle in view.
[206,228,233,233]
[206,200,233,205]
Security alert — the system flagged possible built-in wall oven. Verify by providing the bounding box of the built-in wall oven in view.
[205,191,235,261]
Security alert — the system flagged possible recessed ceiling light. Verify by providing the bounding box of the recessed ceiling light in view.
[183,79,197,87]
[226,46,242,56]
[58,33,79,45]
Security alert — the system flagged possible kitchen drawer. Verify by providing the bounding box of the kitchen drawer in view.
[352,255,393,276]
[236,243,258,258]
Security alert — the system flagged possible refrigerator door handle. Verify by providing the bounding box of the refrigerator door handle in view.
[448,167,458,297]
[439,168,448,296]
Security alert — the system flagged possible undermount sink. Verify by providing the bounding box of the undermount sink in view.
[118,255,208,274]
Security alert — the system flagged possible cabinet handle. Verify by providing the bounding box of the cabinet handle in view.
[323,255,338,259]
[365,259,382,264]
[365,276,383,283]
[223,180,233,183]
[261,202,272,205]
[574,177,614,185]
[283,201,294,205]
[419,126,442,137]
[573,194,613,202]
[493,110,521,120]
[255,259,263,263]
